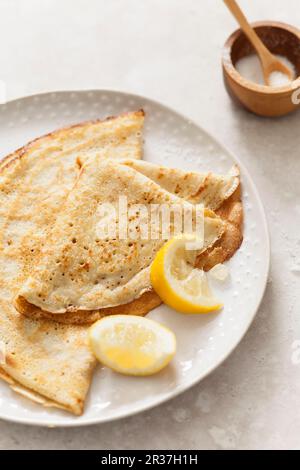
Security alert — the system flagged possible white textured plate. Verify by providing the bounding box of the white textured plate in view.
[0,90,269,427]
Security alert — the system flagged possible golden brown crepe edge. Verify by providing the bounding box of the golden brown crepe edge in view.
[0,367,84,415]
[196,185,243,270]
[0,109,145,172]
[16,290,162,325]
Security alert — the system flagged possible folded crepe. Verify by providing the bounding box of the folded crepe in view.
[0,111,145,414]
[15,159,225,324]
[120,161,243,271]
[121,159,240,210]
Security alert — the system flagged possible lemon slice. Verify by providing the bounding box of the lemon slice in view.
[89,315,176,376]
[150,234,223,314]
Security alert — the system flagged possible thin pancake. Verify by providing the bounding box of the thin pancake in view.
[16,191,243,325]
[121,159,239,210]
[0,110,144,173]
[16,290,163,325]
[0,367,69,410]
[16,160,243,325]
[120,161,243,270]
[16,160,225,321]
[0,111,145,414]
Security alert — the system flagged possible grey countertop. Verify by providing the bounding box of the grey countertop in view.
[0,0,300,450]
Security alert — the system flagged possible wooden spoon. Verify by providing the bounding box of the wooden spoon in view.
[223,0,294,85]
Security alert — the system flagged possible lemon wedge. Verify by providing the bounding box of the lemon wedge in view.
[150,234,223,314]
[89,315,176,376]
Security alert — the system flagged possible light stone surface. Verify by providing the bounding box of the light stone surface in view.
[0,0,299,450]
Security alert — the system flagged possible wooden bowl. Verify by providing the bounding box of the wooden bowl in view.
[222,21,300,117]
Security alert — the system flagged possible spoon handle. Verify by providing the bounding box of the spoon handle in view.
[223,0,270,58]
